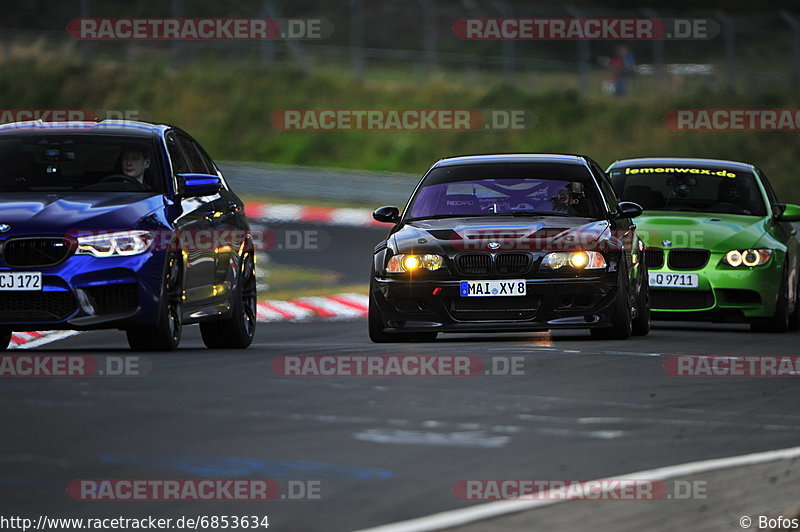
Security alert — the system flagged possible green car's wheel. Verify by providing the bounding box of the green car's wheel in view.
[631,276,650,336]
[789,273,800,332]
[751,263,792,333]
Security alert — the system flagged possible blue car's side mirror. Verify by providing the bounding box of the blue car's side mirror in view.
[177,173,222,197]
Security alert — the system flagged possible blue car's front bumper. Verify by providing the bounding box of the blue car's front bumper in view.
[0,250,167,331]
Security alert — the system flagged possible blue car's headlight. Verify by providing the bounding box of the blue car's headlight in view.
[76,230,155,257]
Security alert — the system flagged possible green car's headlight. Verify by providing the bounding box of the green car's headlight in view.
[541,251,607,271]
[76,230,154,258]
[386,253,445,273]
[723,249,772,267]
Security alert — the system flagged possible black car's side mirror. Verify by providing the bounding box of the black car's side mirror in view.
[373,205,401,224]
[177,173,222,197]
[615,201,644,219]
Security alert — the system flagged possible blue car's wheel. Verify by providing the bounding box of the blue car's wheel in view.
[200,248,257,349]
[126,253,183,351]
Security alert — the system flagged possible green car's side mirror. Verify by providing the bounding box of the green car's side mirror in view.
[777,203,800,222]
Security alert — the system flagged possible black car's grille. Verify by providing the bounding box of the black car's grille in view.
[667,249,710,271]
[496,253,531,274]
[84,284,138,314]
[0,291,77,321]
[449,296,539,321]
[651,289,714,310]
[456,253,532,276]
[2,238,72,268]
[456,254,492,275]
[645,248,665,270]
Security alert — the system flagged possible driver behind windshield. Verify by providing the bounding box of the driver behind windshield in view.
[120,146,151,186]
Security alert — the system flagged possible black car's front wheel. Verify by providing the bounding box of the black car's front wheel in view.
[591,270,633,340]
[368,291,437,343]
[127,253,183,351]
[200,248,257,349]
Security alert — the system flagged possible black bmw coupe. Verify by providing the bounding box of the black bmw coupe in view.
[369,154,650,341]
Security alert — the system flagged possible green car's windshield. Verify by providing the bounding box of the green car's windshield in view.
[0,134,163,193]
[609,165,767,216]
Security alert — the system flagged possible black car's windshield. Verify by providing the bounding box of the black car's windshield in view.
[609,165,766,216]
[0,134,162,193]
[406,163,603,220]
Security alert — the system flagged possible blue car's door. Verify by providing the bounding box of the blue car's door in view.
[166,131,217,308]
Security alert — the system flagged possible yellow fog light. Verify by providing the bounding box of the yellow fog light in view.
[569,251,589,269]
[402,255,421,270]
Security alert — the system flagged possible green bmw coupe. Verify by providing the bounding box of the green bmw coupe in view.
[608,158,800,332]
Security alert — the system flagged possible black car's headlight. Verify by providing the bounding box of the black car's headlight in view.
[540,251,607,271]
[722,249,772,267]
[386,253,445,273]
[76,230,155,258]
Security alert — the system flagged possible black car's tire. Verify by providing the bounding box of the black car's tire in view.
[591,270,633,340]
[200,249,257,349]
[631,275,650,336]
[126,253,183,351]
[751,264,792,333]
[368,291,437,343]
[0,329,11,351]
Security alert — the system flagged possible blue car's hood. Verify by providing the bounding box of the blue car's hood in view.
[0,193,166,234]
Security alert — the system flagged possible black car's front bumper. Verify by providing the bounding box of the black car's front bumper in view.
[372,274,620,333]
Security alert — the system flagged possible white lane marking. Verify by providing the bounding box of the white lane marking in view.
[354,443,800,532]
[353,429,510,448]
[262,204,304,221]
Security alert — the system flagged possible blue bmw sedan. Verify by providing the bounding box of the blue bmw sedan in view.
[0,120,257,351]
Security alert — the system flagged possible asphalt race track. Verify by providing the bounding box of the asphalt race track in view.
[2,222,800,531]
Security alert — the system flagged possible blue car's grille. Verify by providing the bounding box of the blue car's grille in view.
[2,237,73,268]
[0,291,77,322]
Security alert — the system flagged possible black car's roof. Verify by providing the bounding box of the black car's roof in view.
[0,119,170,138]
[609,157,755,172]
[433,154,588,167]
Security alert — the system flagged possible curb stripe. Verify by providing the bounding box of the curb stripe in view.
[246,202,387,227]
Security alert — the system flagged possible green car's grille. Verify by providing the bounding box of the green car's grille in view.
[652,289,714,310]
[645,248,664,270]
[667,249,710,271]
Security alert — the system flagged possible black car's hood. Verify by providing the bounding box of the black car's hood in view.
[394,216,611,253]
[0,193,165,234]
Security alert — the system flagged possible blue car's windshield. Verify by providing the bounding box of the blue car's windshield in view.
[0,134,163,193]
[406,163,603,220]
[609,165,767,216]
